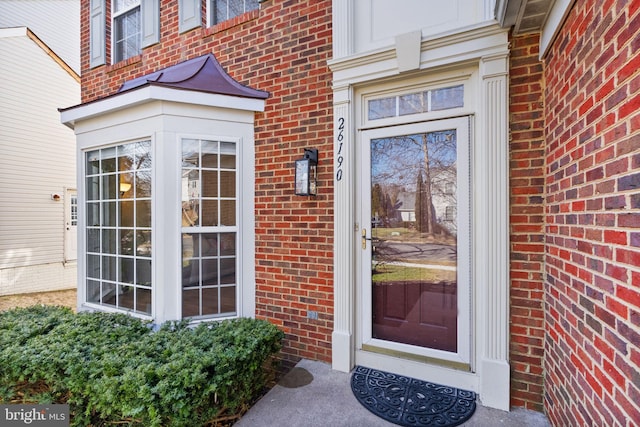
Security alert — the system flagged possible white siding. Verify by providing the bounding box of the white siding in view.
[0,29,80,294]
[0,0,80,73]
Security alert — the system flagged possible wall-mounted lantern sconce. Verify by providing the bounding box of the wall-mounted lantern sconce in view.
[295,148,318,196]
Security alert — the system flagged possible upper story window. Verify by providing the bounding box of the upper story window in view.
[113,0,141,63]
[209,0,259,25]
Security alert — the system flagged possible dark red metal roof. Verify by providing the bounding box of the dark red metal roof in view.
[117,53,269,99]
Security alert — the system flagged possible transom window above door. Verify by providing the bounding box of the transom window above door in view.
[368,84,464,121]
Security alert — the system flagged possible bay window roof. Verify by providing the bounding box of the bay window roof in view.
[61,53,268,129]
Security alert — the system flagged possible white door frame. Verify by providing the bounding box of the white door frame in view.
[330,24,511,410]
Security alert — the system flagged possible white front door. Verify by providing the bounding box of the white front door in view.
[358,117,471,369]
[64,189,78,262]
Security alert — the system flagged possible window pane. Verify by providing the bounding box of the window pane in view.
[202,259,218,286]
[220,233,235,256]
[220,258,235,284]
[87,229,101,253]
[102,229,116,254]
[118,144,135,170]
[102,175,117,200]
[135,141,151,169]
[87,254,100,278]
[220,200,235,226]
[87,202,100,226]
[87,150,100,175]
[182,139,200,167]
[102,256,117,281]
[202,287,219,315]
[102,201,116,226]
[220,171,236,197]
[118,285,135,310]
[201,233,218,257]
[182,289,199,317]
[136,200,151,227]
[118,173,134,198]
[183,233,199,260]
[87,176,100,200]
[202,170,218,197]
[202,140,218,168]
[431,85,464,111]
[103,282,116,307]
[368,97,395,120]
[120,229,134,255]
[119,258,134,283]
[136,259,151,286]
[135,171,151,197]
[87,280,100,303]
[399,92,425,116]
[136,230,152,256]
[220,286,236,314]
[136,288,151,314]
[119,201,134,227]
[202,200,218,226]
[101,147,117,173]
[182,258,200,287]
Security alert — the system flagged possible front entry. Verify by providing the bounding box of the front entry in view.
[358,117,471,368]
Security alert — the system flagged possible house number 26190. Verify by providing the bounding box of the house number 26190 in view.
[336,117,345,182]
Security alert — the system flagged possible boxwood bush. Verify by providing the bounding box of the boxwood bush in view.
[0,306,283,426]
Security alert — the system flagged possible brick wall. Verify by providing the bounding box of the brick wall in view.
[509,33,546,411]
[544,0,640,425]
[80,0,334,366]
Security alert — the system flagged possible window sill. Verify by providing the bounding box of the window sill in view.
[204,9,260,37]
[107,54,142,73]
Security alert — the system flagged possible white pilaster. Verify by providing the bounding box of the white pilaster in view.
[332,85,354,372]
[331,0,354,60]
[477,53,510,410]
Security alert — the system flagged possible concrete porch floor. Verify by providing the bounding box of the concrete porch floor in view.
[235,359,551,427]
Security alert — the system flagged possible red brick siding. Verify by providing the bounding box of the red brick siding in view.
[80,0,334,366]
[544,0,640,425]
[509,33,546,411]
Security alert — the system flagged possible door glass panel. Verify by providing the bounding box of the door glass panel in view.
[370,130,458,352]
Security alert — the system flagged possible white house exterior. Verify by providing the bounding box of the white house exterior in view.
[0,10,80,295]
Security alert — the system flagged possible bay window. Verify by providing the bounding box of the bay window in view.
[181,138,239,319]
[85,140,152,315]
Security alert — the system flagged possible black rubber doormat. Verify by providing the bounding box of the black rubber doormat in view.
[351,366,476,427]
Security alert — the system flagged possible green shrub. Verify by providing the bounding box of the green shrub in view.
[0,306,284,426]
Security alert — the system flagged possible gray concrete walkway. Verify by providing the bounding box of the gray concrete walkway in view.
[236,359,552,427]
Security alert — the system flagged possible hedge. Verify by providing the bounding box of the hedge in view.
[0,306,284,426]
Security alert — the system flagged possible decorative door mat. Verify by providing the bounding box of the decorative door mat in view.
[351,366,476,427]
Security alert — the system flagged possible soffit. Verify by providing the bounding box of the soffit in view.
[497,0,555,34]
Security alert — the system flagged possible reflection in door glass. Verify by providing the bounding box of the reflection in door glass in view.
[370,130,458,352]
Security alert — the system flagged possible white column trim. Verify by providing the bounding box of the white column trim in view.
[476,53,510,410]
[332,85,355,372]
[331,0,354,60]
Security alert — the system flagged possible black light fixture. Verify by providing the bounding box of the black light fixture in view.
[295,148,318,196]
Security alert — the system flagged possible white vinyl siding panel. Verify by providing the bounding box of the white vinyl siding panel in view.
[0,33,80,269]
[0,0,80,73]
